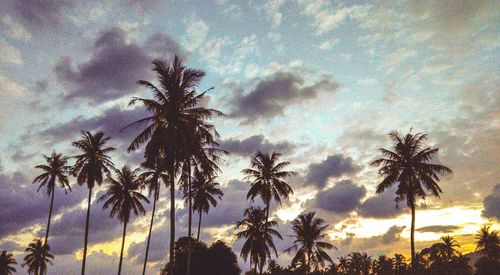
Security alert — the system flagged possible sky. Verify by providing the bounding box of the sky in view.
[0,0,499,273]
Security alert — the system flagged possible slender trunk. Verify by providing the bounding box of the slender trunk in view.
[186,162,192,275]
[35,266,39,275]
[142,183,159,275]
[169,164,175,275]
[81,186,92,275]
[117,222,127,275]
[265,200,270,227]
[44,184,55,246]
[196,210,202,241]
[410,205,416,274]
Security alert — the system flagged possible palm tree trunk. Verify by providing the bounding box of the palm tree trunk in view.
[44,186,55,246]
[186,162,192,275]
[81,186,92,275]
[410,205,416,274]
[117,222,127,275]
[169,164,175,275]
[196,210,202,241]
[142,183,159,275]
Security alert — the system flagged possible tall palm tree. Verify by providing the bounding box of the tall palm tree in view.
[370,131,452,269]
[124,57,222,273]
[22,239,53,275]
[71,131,115,275]
[98,166,149,275]
[242,151,295,228]
[235,206,282,275]
[33,152,71,246]
[0,250,17,275]
[284,212,335,274]
[188,168,224,241]
[139,158,169,275]
[475,225,500,259]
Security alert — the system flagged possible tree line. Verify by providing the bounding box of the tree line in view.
[0,57,498,275]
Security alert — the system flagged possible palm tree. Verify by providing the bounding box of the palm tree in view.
[475,225,500,259]
[98,166,149,275]
[235,206,282,275]
[139,158,169,275]
[22,239,53,275]
[188,168,224,241]
[284,212,335,274]
[439,236,460,260]
[242,151,295,228]
[124,57,222,273]
[372,255,394,275]
[370,131,452,269]
[71,131,115,275]
[347,252,372,275]
[0,250,17,275]
[33,152,71,245]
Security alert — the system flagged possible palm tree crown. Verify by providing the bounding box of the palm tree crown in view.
[235,206,283,274]
[72,131,115,189]
[284,212,335,273]
[33,152,71,195]
[475,225,500,259]
[243,151,295,225]
[22,239,53,275]
[0,250,17,275]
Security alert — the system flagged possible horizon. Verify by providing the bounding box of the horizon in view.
[0,0,499,274]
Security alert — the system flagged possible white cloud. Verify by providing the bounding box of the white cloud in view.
[185,18,209,50]
[1,15,31,41]
[0,39,23,65]
[318,38,339,50]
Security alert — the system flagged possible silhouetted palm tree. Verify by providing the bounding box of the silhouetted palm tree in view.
[139,158,169,275]
[124,57,222,273]
[242,151,295,228]
[372,255,394,275]
[0,250,17,275]
[188,168,223,241]
[22,239,53,275]
[371,131,452,269]
[440,236,460,260]
[284,212,335,274]
[235,206,282,275]
[475,225,500,259]
[71,131,115,275]
[347,252,372,275]
[98,166,149,275]
[33,152,71,245]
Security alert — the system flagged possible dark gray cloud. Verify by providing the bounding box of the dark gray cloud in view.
[381,225,405,244]
[315,180,366,214]
[0,168,87,238]
[417,225,462,233]
[482,184,500,221]
[220,135,296,157]
[357,187,407,218]
[203,179,250,227]
[55,27,187,103]
[229,72,339,124]
[305,154,361,188]
[1,0,75,29]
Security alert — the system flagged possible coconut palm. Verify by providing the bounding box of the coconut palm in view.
[347,252,372,275]
[372,255,394,275]
[0,250,17,275]
[475,225,500,259]
[235,206,282,275]
[370,131,452,269]
[124,57,222,272]
[284,212,335,274]
[71,131,115,275]
[188,168,224,241]
[33,152,71,245]
[22,239,53,275]
[98,166,149,275]
[139,158,169,275]
[242,151,295,227]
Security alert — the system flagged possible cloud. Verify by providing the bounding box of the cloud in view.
[417,225,462,234]
[0,0,75,30]
[0,168,87,238]
[358,187,407,219]
[203,179,250,228]
[482,184,500,221]
[305,154,361,188]
[220,135,296,157]
[315,180,366,214]
[228,71,339,124]
[0,38,23,65]
[381,225,405,244]
[55,27,186,103]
